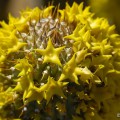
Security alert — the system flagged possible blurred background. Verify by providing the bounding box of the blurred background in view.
[0,0,86,21]
[0,0,120,33]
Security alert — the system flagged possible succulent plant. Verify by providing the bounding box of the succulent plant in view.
[0,2,120,120]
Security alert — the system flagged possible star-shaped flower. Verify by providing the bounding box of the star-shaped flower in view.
[58,54,82,84]
[59,2,92,24]
[15,59,33,77]
[0,87,15,107]
[0,14,27,31]
[0,31,26,55]
[35,38,65,66]
[13,59,34,99]
[39,76,66,104]
[24,86,44,104]
[64,23,82,41]
[64,23,89,42]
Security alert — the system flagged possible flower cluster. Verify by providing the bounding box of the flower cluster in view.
[0,2,120,120]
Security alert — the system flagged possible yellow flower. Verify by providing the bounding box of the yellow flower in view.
[0,30,26,60]
[35,38,65,66]
[40,76,66,104]
[24,86,44,104]
[58,54,82,84]
[0,87,16,107]
[15,59,33,77]
[0,1,120,119]
[64,23,91,49]
[59,2,92,23]
[0,14,27,32]
[21,6,53,20]
[0,48,6,63]
[64,23,83,41]
[14,59,34,100]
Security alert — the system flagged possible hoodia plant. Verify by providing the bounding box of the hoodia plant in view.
[0,2,120,120]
